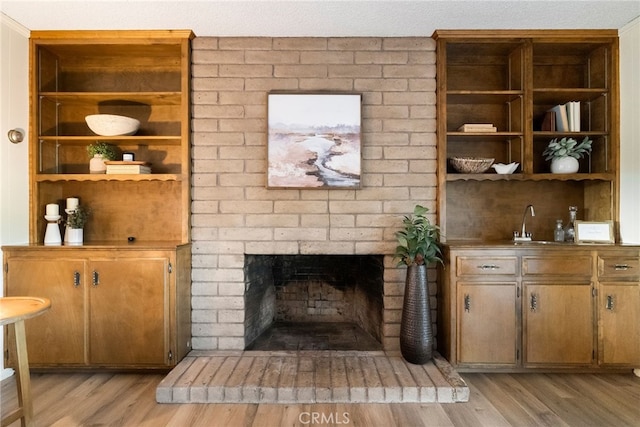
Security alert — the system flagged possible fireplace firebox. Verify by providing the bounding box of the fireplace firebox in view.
[244,255,384,350]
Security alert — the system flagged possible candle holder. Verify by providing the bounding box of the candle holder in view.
[44,214,62,245]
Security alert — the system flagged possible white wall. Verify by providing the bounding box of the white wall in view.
[0,12,29,378]
[619,16,640,243]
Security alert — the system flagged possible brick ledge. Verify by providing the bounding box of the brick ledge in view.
[156,350,469,404]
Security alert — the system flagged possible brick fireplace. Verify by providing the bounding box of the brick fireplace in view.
[190,36,438,351]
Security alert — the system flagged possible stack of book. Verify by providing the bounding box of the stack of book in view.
[546,102,580,132]
[105,161,151,174]
[457,123,497,132]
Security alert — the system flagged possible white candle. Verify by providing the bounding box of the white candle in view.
[46,203,59,216]
[66,197,79,211]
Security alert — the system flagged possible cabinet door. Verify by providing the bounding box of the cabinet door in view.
[88,258,168,366]
[524,283,594,366]
[458,283,518,366]
[5,257,85,365]
[599,283,640,366]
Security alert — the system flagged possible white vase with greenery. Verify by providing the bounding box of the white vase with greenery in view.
[543,136,592,174]
[65,205,89,245]
[87,142,118,174]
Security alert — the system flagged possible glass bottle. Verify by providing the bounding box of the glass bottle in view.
[564,206,577,243]
[554,219,565,242]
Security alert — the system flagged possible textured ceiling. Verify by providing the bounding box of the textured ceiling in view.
[2,1,639,36]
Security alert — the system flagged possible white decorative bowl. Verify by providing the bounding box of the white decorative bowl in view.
[492,162,519,174]
[85,114,140,136]
[450,157,494,174]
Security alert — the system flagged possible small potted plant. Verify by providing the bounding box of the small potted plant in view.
[543,136,592,174]
[87,141,119,174]
[65,205,89,245]
[394,205,442,365]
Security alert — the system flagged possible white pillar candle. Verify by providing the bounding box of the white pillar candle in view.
[66,197,79,211]
[46,203,59,216]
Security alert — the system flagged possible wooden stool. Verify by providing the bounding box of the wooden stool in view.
[0,297,51,427]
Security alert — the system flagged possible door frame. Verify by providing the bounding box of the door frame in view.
[0,12,30,379]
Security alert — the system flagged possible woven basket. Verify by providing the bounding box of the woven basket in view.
[450,157,494,174]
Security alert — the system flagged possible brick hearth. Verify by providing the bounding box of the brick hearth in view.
[157,351,468,404]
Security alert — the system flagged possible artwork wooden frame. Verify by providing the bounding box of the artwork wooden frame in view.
[267,92,362,188]
[575,220,615,244]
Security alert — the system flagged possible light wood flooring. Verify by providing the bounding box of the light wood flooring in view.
[2,369,639,426]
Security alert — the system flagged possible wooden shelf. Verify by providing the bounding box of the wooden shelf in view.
[446,173,615,182]
[532,131,607,138]
[30,30,192,244]
[447,132,522,141]
[533,89,608,107]
[39,92,182,105]
[447,91,524,104]
[435,30,619,242]
[38,136,182,144]
[35,173,182,182]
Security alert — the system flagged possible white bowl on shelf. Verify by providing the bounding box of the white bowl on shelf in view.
[491,162,519,174]
[85,114,140,136]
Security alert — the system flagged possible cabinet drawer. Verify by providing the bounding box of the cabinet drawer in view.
[456,257,517,276]
[598,256,640,280]
[522,256,592,277]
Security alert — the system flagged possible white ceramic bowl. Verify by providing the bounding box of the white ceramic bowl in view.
[85,114,140,136]
[491,162,519,174]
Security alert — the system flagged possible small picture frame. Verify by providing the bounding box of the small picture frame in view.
[575,220,614,244]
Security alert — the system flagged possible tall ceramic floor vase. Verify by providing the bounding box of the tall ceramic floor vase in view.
[400,264,433,364]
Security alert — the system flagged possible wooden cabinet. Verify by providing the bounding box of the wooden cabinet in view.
[597,251,640,366]
[88,257,168,366]
[523,283,594,366]
[521,254,595,366]
[1,31,193,370]
[4,257,85,365]
[3,245,191,369]
[440,244,640,372]
[440,250,520,368]
[433,30,619,242]
[456,255,518,366]
[458,282,518,366]
[598,283,640,366]
[434,31,630,372]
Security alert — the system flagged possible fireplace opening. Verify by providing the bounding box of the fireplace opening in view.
[244,254,384,351]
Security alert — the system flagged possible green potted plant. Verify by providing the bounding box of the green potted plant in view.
[66,205,90,229]
[394,205,442,365]
[65,205,90,245]
[87,141,119,173]
[543,136,592,174]
[394,205,443,268]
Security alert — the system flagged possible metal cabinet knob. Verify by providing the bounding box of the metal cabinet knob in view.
[7,129,24,144]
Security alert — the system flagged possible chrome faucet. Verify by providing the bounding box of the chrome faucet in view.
[513,204,535,242]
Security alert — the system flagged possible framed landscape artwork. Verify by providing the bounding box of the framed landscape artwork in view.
[267,93,362,188]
